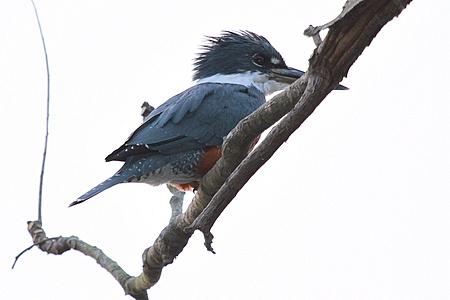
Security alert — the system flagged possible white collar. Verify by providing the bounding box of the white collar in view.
[196,71,290,96]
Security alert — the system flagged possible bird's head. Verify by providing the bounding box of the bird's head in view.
[193,31,305,96]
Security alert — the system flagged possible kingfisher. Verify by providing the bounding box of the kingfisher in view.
[70,30,346,207]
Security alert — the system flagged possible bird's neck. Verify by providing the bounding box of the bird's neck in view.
[196,71,289,96]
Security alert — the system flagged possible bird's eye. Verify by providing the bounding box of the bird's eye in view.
[252,54,265,67]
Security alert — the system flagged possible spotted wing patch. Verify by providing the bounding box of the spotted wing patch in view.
[105,136,186,162]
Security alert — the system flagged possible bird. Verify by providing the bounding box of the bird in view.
[70,30,347,207]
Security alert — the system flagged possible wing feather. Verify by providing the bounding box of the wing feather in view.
[106,83,264,162]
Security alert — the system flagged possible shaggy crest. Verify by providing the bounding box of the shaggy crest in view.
[193,31,285,80]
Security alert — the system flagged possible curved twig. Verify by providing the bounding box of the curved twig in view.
[11,237,59,269]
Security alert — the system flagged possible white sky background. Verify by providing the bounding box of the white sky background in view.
[1,0,449,299]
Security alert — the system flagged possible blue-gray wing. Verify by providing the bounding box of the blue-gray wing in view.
[106,83,265,162]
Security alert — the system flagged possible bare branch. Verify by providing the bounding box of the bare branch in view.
[305,25,323,46]
[303,0,364,38]
[30,0,51,225]
[12,237,59,269]
[190,0,413,242]
[167,185,185,222]
[25,221,146,299]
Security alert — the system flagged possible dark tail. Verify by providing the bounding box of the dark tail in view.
[69,175,125,207]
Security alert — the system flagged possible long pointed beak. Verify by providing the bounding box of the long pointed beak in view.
[270,67,348,90]
[269,67,304,84]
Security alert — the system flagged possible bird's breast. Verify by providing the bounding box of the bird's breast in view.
[196,146,222,175]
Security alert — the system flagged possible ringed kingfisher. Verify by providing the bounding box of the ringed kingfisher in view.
[70,30,346,207]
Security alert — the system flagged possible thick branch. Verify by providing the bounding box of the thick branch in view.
[190,0,413,238]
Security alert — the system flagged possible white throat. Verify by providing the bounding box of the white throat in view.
[196,71,290,96]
